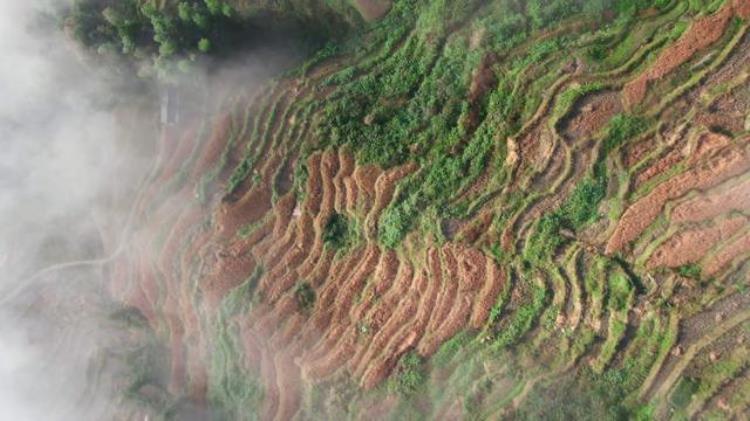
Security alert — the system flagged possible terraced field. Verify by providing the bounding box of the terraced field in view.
[103,0,750,418]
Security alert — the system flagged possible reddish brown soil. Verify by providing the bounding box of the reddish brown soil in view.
[353,165,381,213]
[561,91,622,140]
[304,153,324,215]
[647,215,747,269]
[353,0,392,22]
[344,172,360,214]
[635,122,734,189]
[623,1,743,107]
[702,229,750,276]
[623,135,656,168]
[216,185,272,238]
[694,112,746,135]
[671,177,750,223]
[456,245,486,291]
[734,0,750,18]
[607,141,749,254]
[457,209,494,244]
[635,149,683,187]
[190,114,231,181]
[470,262,505,328]
[157,126,198,183]
[119,131,507,420]
[517,126,545,168]
[351,265,415,377]
[333,149,355,214]
[464,54,498,131]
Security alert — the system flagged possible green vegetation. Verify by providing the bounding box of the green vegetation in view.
[303,0,661,249]
[677,263,702,280]
[526,114,648,263]
[432,331,474,367]
[63,0,339,77]
[109,305,149,328]
[322,213,351,250]
[550,82,604,125]
[208,267,264,419]
[63,0,750,418]
[592,313,628,373]
[294,281,316,310]
[122,341,173,414]
[517,368,633,420]
[66,0,243,72]
[491,283,547,351]
[388,352,427,396]
[670,377,700,410]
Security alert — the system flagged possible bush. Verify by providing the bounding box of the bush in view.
[600,114,648,161]
[294,282,316,310]
[559,176,606,229]
[677,263,701,280]
[323,213,353,250]
[492,284,547,350]
[525,213,564,264]
[389,352,426,396]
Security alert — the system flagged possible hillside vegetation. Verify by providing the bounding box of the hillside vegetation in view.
[67,0,750,419]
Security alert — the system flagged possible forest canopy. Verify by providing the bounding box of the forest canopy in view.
[62,0,341,77]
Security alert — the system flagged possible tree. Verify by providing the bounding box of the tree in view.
[159,39,177,57]
[198,37,212,53]
[177,2,192,22]
[204,0,221,15]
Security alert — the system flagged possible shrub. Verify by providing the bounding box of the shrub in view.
[525,213,564,264]
[600,114,648,161]
[677,263,701,280]
[323,213,352,250]
[294,282,316,310]
[389,352,426,396]
[492,284,546,350]
[559,176,606,229]
[198,37,212,53]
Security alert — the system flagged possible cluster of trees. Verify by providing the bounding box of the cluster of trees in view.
[65,0,248,74]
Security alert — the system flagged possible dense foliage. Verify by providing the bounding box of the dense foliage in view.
[67,1,239,69]
[63,0,339,77]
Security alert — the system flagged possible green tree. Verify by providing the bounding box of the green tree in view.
[177,2,192,22]
[159,39,177,57]
[198,37,212,53]
[204,0,221,15]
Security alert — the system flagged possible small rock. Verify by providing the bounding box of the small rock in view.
[559,228,576,239]
[671,346,683,357]
[717,397,731,411]
[737,336,745,345]
[715,313,724,322]
[709,351,720,362]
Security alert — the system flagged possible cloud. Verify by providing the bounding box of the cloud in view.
[0,0,308,417]
[0,0,156,419]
